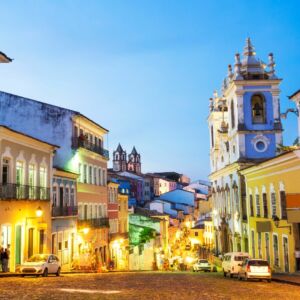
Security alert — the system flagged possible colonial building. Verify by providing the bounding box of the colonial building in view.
[241,150,300,272]
[51,167,78,271]
[0,126,57,272]
[0,91,110,269]
[208,38,282,254]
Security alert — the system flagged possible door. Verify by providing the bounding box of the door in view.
[28,228,34,258]
[283,237,289,273]
[39,230,45,254]
[15,225,22,265]
[265,233,270,263]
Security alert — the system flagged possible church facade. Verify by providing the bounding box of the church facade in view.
[113,144,142,174]
[208,38,282,254]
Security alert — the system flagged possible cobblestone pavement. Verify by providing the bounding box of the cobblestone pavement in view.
[0,272,300,300]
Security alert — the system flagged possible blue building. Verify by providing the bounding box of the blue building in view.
[208,38,283,254]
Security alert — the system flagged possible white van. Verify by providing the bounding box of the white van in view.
[222,252,250,277]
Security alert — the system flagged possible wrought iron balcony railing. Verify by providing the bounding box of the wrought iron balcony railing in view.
[0,183,50,201]
[78,217,109,228]
[72,137,109,159]
[52,206,78,217]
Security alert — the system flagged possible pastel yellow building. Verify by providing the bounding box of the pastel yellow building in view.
[0,126,57,272]
[241,150,300,273]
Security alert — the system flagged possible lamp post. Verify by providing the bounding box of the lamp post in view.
[272,215,291,234]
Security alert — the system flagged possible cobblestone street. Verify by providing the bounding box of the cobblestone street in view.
[0,272,299,300]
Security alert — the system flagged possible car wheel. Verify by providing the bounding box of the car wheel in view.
[42,268,48,277]
[267,279,271,283]
[56,267,61,277]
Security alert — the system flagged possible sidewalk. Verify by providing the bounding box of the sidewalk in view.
[272,273,300,286]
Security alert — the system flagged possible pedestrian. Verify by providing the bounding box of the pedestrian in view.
[0,247,3,272]
[2,248,8,272]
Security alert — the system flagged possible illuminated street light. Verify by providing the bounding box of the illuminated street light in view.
[35,206,43,218]
[82,228,90,235]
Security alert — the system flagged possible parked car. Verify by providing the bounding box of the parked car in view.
[20,254,61,277]
[192,259,211,272]
[237,259,271,282]
[222,252,250,277]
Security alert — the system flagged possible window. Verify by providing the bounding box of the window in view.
[53,186,57,206]
[39,166,47,199]
[94,167,97,185]
[2,158,10,184]
[70,187,75,206]
[89,166,93,184]
[273,234,279,267]
[78,163,82,182]
[83,165,87,183]
[251,94,266,124]
[65,187,70,206]
[16,161,24,185]
[249,194,254,217]
[256,194,260,217]
[99,168,102,185]
[265,233,270,263]
[271,192,277,217]
[28,164,36,199]
[280,191,287,219]
[262,193,268,218]
[211,126,214,147]
[102,169,106,186]
[231,100,235,128]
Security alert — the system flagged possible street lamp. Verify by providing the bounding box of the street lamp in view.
[272,215,291,234]
[36,206,43,218]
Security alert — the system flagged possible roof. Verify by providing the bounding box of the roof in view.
[134,207,168,218]
[0,125,59,148]
[130,146,138,156]
[0,90,108,133]
[288,89,300,99]
[0,51,12,63]
[115,143,124,153]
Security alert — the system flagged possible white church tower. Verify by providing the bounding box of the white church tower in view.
[208,38,282,254]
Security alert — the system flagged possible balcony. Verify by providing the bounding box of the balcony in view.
[78,217,109,228]
[52,206,78,218]
[0,183,50,201]
[72,137,109,159]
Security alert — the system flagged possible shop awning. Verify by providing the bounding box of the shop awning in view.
[287,194,300,223]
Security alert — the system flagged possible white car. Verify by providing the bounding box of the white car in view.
[238,259,271,282]
[222,252,250,277]
[192,259,211,272]
[20,254,61,277]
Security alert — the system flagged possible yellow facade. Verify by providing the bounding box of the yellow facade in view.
[241,150,300,273]
[0,126,57,272]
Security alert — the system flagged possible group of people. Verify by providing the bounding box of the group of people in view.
[0,247,10,272]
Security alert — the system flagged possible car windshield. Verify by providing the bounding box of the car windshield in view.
[26,254,48,262]
[199,260,209,263]
[248,260,269,266]
[234,256,248,261]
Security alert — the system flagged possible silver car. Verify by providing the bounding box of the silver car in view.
[237,259,271,282]
[20,254,61,277]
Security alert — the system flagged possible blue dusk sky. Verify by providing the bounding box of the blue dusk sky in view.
[0,0,299,180]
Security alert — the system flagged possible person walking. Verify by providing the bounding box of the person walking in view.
[0,247,3,272]
[2,248,9,272]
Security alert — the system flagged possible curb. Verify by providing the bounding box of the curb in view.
[272,277,300,287]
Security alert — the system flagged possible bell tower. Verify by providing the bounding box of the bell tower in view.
[113,143,127,172]
[127,146,141,174]
[224,38,282,164]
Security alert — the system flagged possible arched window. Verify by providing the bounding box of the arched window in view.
[115,153,119,160]
[231,100,235,128]
[251,94,266,123]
